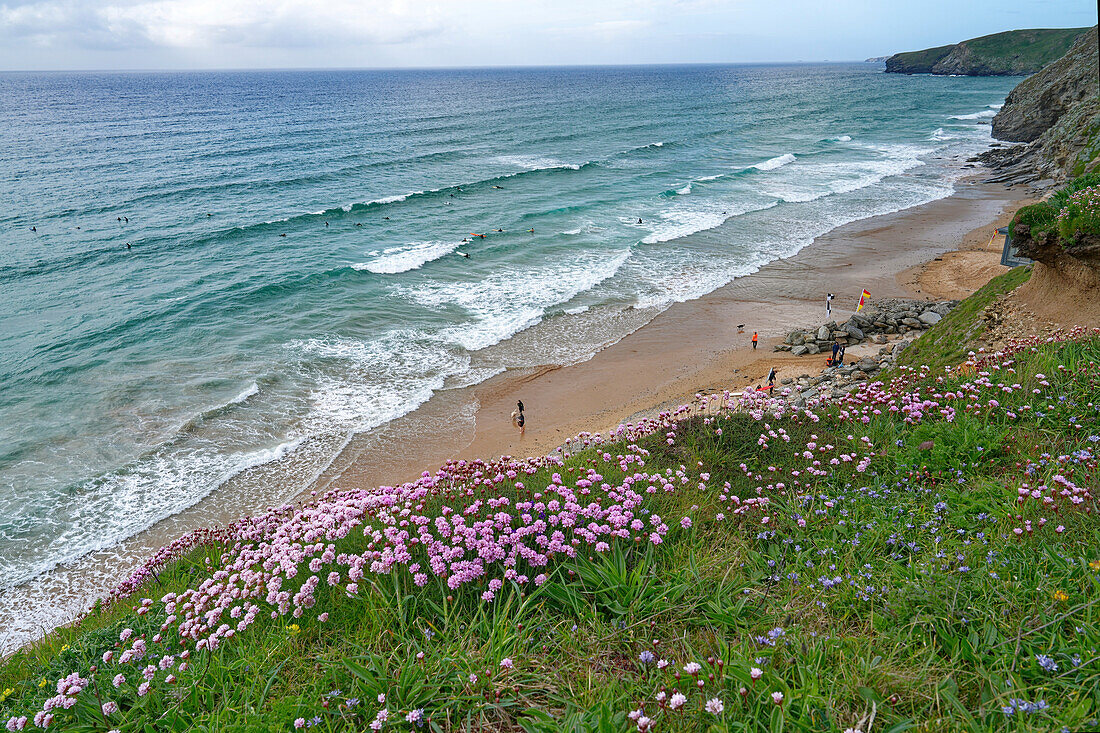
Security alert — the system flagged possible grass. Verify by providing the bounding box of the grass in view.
[891,266,1032,374]
[1012,173,1100,241]
[889,27,1089,74]
[2,294,1099,732]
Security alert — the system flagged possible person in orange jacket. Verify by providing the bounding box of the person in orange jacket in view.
[751,331,758,350]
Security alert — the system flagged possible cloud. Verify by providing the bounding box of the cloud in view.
[0,0,449,50]
[586,19,651,37]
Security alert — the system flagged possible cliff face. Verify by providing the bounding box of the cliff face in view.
[978,27,1099,186]
[992,29,1098,142]
[886,28,1089,76]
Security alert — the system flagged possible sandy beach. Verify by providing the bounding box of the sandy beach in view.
[315,176,1030,494]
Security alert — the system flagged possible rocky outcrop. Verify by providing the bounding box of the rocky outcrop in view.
[774,299,959,382]
[782,339,914,409]
[977,27,1100,186]
[886,28,1089,76]
[992,28,1098,142]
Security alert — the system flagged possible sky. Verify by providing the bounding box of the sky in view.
[0,0,1094,71]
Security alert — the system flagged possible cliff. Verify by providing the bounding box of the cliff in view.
[992,28,1099,142]
[886,27,1089,76]
[978,28,1099,186]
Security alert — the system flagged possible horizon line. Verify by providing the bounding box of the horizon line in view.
[0,59,886,75]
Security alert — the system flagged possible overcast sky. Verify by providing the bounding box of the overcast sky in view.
[0,0,1094,71]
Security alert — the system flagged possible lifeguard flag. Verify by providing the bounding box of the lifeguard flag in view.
[856,289,871,312]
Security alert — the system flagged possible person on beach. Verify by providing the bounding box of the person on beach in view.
[751,332,758,350]
[831,340,840,363]
[826,292,834,320]
[517,399,524,412]
[767,367,776,386]
[838,345,846,365]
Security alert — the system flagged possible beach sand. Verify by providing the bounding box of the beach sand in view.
[316,177,1030,494]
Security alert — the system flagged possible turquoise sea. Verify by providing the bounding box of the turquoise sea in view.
[0,64,1017,651]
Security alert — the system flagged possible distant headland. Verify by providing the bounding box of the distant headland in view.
[883,27,1091,76]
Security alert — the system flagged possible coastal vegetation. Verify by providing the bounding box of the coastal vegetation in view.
[1012,174,1100,241]
[885,27,1090,76]
[2,275,1098,732]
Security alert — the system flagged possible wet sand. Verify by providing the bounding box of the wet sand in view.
[318,178,1030,493]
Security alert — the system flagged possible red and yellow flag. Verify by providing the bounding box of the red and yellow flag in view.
[856,289,871,312]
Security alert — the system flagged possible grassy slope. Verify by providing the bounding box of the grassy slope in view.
[1013,173,1100,242]
[890,28,1089,74]
[892,266,1032,374]
[888,44,955,73]
[2,286,1100,732]
[963,28,1090,72]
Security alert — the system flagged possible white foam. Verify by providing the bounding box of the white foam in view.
[289,332,469,431]
[496,154,582,171]
[395,249,630,352]
[949,109,997,120]
[0,435,304,592]
[752,153,796,171]
[368,191,423,205]
[641,201,778,245]
[676,183,693,195]
[229,382,259,405]
[564,305,590,315]
[353,240,460,274]
[762,142,931,203]
[698,174,724,181]
[642,209,729,245]
[837,135,853,142]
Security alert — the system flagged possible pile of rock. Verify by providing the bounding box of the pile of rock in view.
[774,298,958,356]
[782,337,914,408]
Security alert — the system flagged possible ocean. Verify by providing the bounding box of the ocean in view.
[0,64,1016,652]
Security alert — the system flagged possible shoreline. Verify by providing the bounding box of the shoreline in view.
[0,173,1030,658]
[315,176,1030,495]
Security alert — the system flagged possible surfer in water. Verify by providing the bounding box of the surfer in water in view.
[458,251,470,259]
[126,243,132,250]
